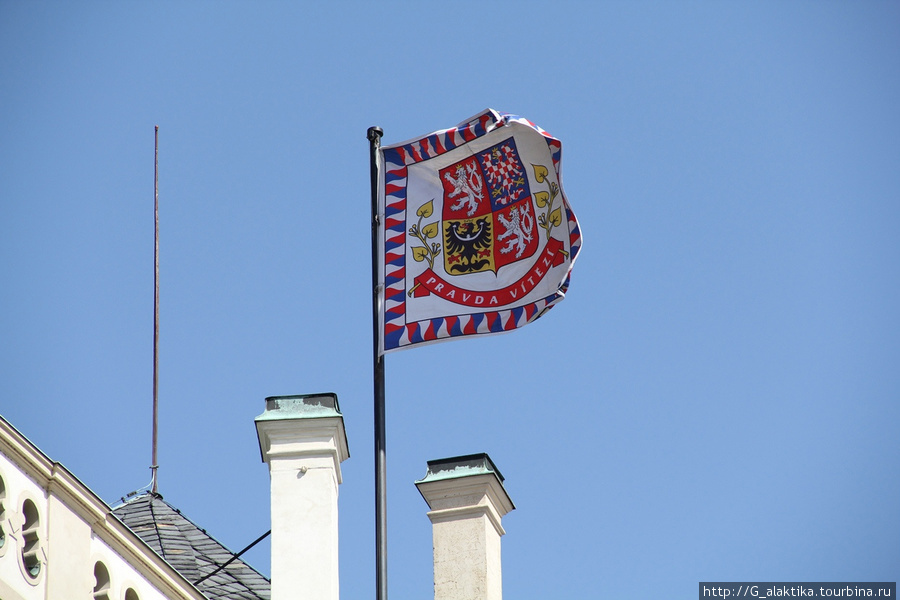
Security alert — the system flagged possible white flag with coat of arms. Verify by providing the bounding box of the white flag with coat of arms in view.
[377,109,582,354]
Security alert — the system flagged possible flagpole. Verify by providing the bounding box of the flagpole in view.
[367,125,387,600]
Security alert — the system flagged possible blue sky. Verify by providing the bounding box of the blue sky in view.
[2,2,899,598]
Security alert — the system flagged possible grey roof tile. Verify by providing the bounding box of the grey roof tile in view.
[113,493,270,600]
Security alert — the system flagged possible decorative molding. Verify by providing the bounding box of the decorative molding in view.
[426,504,507,537]
[256,416,349,483]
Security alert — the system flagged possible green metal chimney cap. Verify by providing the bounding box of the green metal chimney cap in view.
[254,393,342,421]
[416,452,504,484]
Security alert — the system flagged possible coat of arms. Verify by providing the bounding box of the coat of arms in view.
[439,137,537,276]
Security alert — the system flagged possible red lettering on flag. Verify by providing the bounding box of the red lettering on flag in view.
[411,238,565,307]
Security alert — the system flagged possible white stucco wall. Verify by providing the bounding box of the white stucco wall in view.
[88,533,178,600]
[269,453,341,600]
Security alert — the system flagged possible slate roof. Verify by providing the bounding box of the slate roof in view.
[113,493,270,600]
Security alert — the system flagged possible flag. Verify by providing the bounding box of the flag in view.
[377,109,582,354]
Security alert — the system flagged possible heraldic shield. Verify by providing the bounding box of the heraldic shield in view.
[377,109,583,354]
[439,137,538,276]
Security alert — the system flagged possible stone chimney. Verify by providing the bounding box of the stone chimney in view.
[416,453,515,600]
[255,393,349,600]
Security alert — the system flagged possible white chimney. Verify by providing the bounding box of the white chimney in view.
[416,454,515,600]
[255,393,349,600]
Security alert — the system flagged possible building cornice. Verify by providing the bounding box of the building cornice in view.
[0,415,208,600]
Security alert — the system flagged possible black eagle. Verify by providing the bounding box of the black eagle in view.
[445,218,492,274]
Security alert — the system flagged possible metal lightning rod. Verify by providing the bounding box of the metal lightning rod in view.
[151,125,160,495]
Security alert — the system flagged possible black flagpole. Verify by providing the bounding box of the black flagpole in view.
[367,125,387,600]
